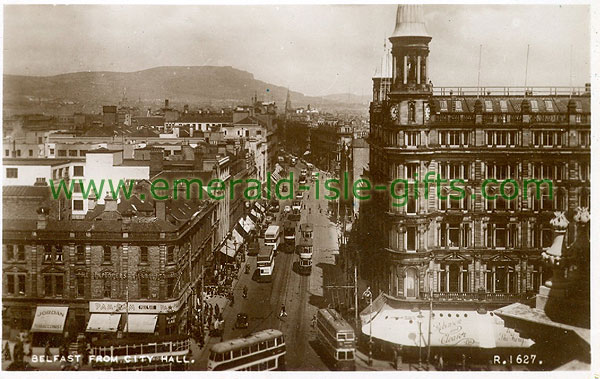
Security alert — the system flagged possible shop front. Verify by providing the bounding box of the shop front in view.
[360,294,535,366]
[30,305,69,346]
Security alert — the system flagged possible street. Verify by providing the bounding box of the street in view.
[194,162,339,370]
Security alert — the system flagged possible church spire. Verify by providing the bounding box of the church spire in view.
[391,4,430,39]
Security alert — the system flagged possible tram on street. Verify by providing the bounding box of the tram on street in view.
[207,329,286,371]
[296,235,313,275]
[264,225,281,252]
[315,308,356,371]
[257,244,275,282]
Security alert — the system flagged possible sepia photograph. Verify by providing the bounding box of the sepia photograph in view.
[1,1,593,374]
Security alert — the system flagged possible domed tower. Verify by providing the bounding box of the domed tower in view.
[389,4,432,95]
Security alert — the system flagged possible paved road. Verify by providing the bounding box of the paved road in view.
[194,163,338,370]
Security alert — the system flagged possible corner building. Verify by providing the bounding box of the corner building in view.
[362,5,591,302]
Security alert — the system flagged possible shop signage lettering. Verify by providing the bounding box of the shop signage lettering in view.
[91,271,177,280]
[434,319,477,346]
[89,289,188,314]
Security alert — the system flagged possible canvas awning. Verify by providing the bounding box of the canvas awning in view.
[220,239,238,258]
[31,306,69,333]
[124,314,158,334]
[360,301,533,349]
[271,172,282,183]
[255,202,265,213]
[86,313,121,333]
[232,229,245,246]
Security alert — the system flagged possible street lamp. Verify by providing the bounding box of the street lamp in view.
[362,287,373,366]
[417,311,424,369]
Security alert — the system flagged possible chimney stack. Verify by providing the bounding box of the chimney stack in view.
[36,207,50,229]
[88,196,97,211]
[105,196,118,212]
[165,99,169,108]
[156,201,166,221]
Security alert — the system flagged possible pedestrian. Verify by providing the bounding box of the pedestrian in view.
[461,353,467,370]
[3,341,11,361]
[311,314,317,328]
[279,305,287,317]
[215,304,220,317]
[44,341,51,360]
[438,355,444,371]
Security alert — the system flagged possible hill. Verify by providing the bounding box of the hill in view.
[3,66,368,114]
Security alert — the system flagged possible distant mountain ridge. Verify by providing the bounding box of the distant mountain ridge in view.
[3,66,369,113]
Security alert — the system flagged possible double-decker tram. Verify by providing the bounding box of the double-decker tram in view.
[264,225,281,252]
[207,329,286,371]
[296,236,313,275]
[315,308,356,370]
[299,223,313,239]
[282,220,296,254]
[256,244,275,282]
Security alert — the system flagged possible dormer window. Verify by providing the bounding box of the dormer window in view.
[544,100,554,112]
[484,100,493,112]
[439,101,448,112]
[530,100,539,112]
[454,101,463,112]
[499,100,508,113]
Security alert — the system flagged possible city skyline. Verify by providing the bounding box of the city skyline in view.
[4,4,591,97]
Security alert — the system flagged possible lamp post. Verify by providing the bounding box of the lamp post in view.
[362,287,373,366]
[417,311,424,369]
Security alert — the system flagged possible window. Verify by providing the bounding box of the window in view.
[44,274,64,297]
[408,102,416,122]
[18,275,26,295]
[103,246,112,262]
[17,245,25,261]
[16,150,21,157]
[73,200,84,211]
[579,131,590,147]
[454,100,463,112]
[406,226,417,251]
[140,247,148,263]
[7,275,15,294]
[406,163,419,179]
[439,100,448,112]
[58,150,67,157]
[44,245,52,262]
[499,100,508,113]
[167,277,175,297]
[38,136,43,144]
[4,245,15,261]
[79,150,87,156]
[76,245,85,263]
[29,150,33,157]
[405,131,419,146]
[68,150,78,157]
[77,276,85,297]
[49,148,55,155]
[530,100,539,112]
[74,166,84,176]
[485,100,493,112]
[54,245,63,262]
[167,246,175,263]
[140,278,149,298]
[6,168,18,178]
[103,278,112,298]
[544,100,554,112]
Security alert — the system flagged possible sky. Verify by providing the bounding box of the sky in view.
[3,3,591,97]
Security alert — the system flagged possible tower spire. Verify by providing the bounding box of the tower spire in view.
[388,4,432,95]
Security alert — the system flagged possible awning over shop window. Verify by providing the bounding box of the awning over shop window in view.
[360,296,533,349]
[255,202,265,213]
[31,306,69,333]
[124,314,158,334]
[86,313,121,333]
[271,172,282,183]
[220,239,238,258]
[232,229,244,246]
